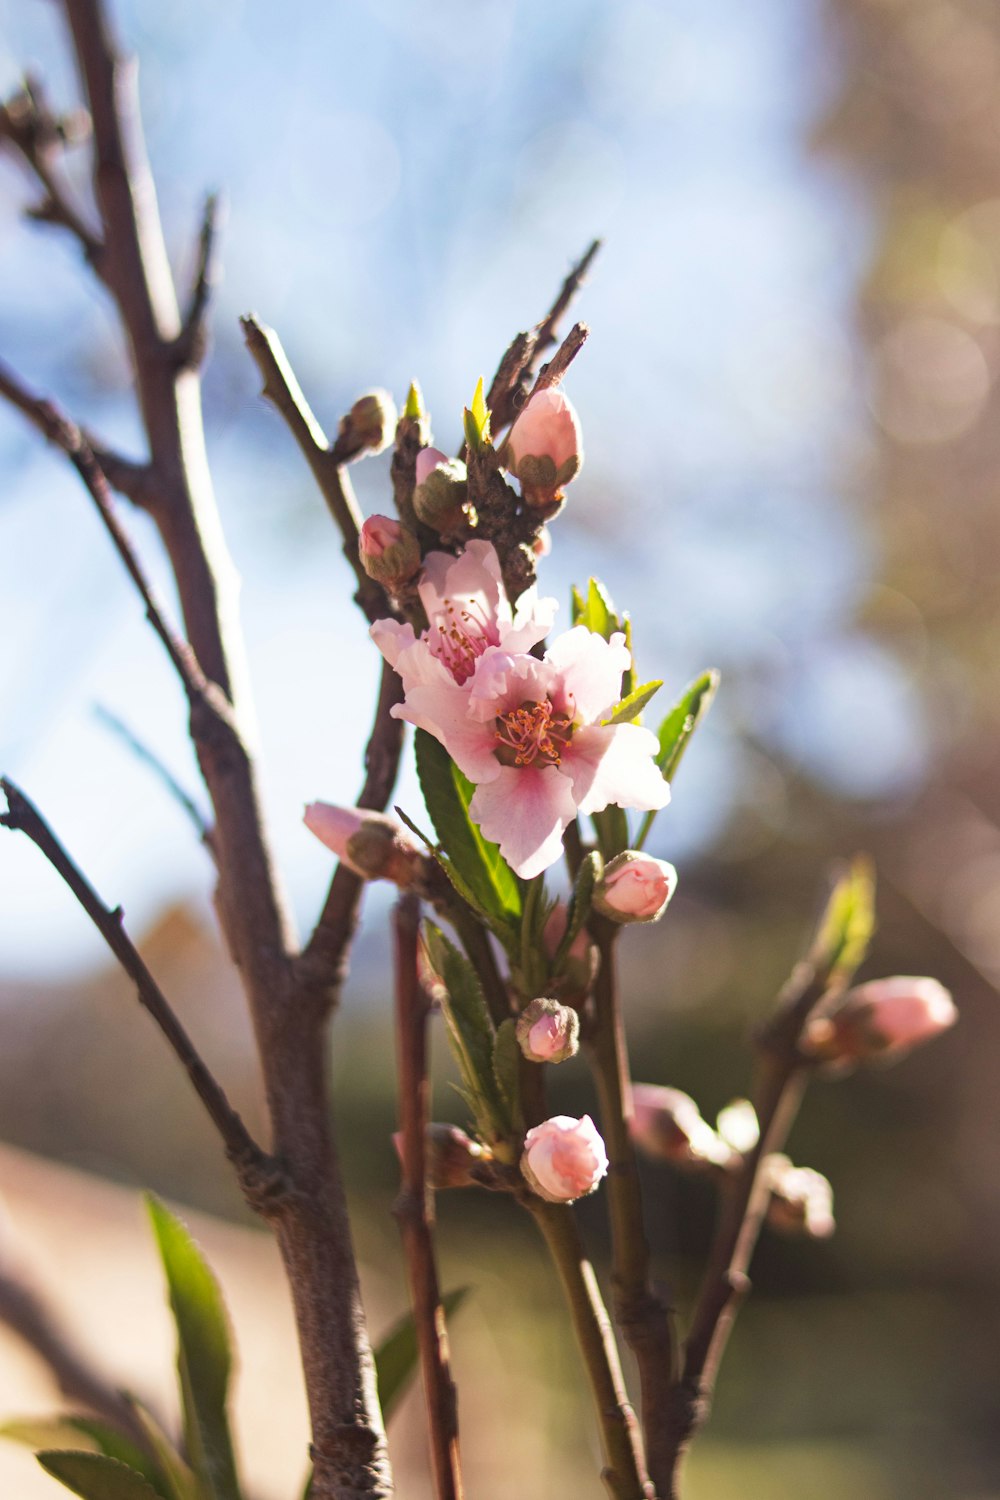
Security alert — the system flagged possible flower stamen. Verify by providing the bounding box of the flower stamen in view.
[431,597,498,684]
[494,699,574,767]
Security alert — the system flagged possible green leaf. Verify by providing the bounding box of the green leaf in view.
[146,1197,241,1500]
[811,855,876,986]
[127,1406,200,1500]
[492,1019,523,1133]
[621,615,636,698]
[403,380,424,420]
[602,679,663,726]
[2,1413,173,1498]
[555,851,602,967]
[462,376,491,450]
[375,1289,470,1424]
[414,730,520,933]
[635,669,720,850]
[423,924,503,1135]
[570,584,586,626]
[36,1451,163,1500]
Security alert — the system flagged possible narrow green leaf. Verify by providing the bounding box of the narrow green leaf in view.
[462,376,491,450]
[812,855,876,986]
[146,1197,241,1500]
[585,577,615,639]
[2,1418,99,1453]
[602,679,663,726]
[622,615,636,698]
[635,669,720,850]
[36,1451,162,1500]
[414,730,520,931]
[556,851,602,967]
[403,380,424,420]
[126,1406,200,1500]
[492,1020,523,1133]
[375,1289,470,1424]
[423,924,503,1134]
[570,584,586,626]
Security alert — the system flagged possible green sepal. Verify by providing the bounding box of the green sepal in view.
[423,924,505,1136]
[375,1288,470,1425]
[36,1451,163,1500]
[602,679,662,726]
[462,376,491,451]
[492,1019,524,1134]
[414,730,521,935]
[146,1197,241,1500]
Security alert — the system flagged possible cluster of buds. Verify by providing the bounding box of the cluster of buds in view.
[303,804,426,889]
[358,515,421,593]
[803,976,957,1070]
[520,1114,608,1203]
[764,1155,835,1239]
[499,388,584,514]
[515,997,580,1064]
[593,852,678,925]
[629,1084,735,1171]
[335,389,397,463]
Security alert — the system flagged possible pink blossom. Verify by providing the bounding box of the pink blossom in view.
[501,388,583,503]
[520,1114,608,1202]
[629,1084,733,1170]
[516,998,580,1064]
[303,803,423,886]
[594,851,677,923]
[805,975,956,1065]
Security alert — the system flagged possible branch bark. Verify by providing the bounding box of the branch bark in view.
[392,895,464,1500]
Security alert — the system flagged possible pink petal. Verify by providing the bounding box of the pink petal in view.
[418,539,507,630]
[567,723,671,816]
[501,586,558,654]
[545,627,631,723]
[369,617,416,671]
[469,766,577,879]
[467,649,556,720]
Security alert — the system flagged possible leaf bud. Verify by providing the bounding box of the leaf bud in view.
[593,851,677,924]
[515,998,580,1065]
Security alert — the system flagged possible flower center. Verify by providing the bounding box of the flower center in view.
[494,699,573,768]
[430,597,498,685]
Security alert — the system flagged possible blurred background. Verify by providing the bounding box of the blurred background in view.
[0,0,998,1495]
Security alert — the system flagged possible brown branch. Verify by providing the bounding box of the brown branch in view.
[0,77,104,266]
[531,320,589,396]
[240,314,390,626]
[392,895,464,1500]
[585,922,674,1498]
[172,192,222,370]
[0,778,273,1194]
[92,704,215,858]
[534,238,601,356]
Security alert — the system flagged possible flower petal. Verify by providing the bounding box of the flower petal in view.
[469,765,577,879]
[567,723,671,816]
[545,627,631,723]
[369,617,416,671]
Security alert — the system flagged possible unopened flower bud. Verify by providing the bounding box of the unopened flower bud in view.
[520,1114,608,1203]
[542,903,596,1001]
[393,1124,489,1189]
[630,1084,733,1171]
[413,447,470,535]
[358,515,421,589]
[303,803,424,887]
[499,388,583,510]
[716,1099,759,1156]
[516,998,580,1064]
[803,976,956,1067]
[336,389,397,461]
[765,1155,835,1239]
[593,852,677,924]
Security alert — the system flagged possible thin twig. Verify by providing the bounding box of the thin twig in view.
[240,314,390,626]
[534,239,601,356]
[92,704,215,857]
[173,192,222,370]
[585,921,675,1498]
[392,895,464,1500]
[0,779,272,1193]
[531,320,589,396]
[526,1199,652,1500]
[0,78,104,265]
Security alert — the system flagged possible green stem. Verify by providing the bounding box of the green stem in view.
[527,1199,651,1500]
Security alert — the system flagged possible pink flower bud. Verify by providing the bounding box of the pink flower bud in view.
[520,1114,608,1203]
[765,1155,835,1239]
[303,803,424,887]
[593,852,677,924]
[358,515,421,589]
[500,388,583,509]
[804,975,956,1066]
[393,1124,490,1189]
[629,1084,733,1171]
[516,998,580,1064]
[336,389,398,461]
[413,448,470,536]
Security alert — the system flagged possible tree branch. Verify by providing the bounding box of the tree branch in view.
[585,922,675,1499]
[530,320,589,396]
[0,77,104,266]
[392,895,464,1500]
[172,192,222,370]
[240,314,390,626]
[0,779,274,1197]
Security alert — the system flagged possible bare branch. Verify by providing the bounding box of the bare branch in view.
[534,238,601,357]
[0,778,274,1196]
[172,192,223,371]
[92,704,215,857]
[392,895,464,1500]
[0,77,104,265]
[531,320,590,396]
[240,314,391,626]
